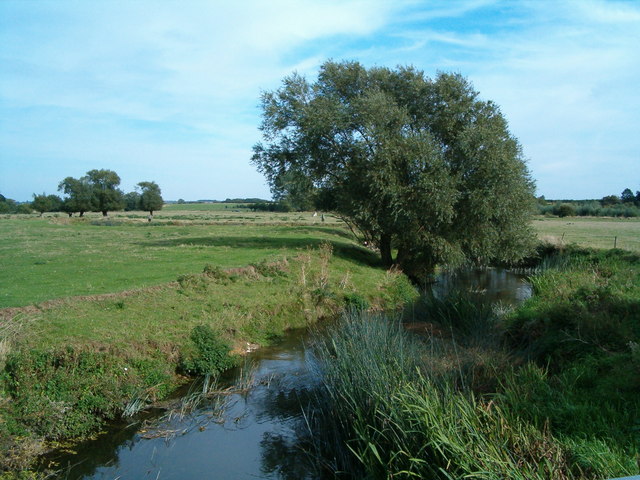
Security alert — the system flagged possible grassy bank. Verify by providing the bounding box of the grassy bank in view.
[0,213,348,308]
[308,246,639,479]
[0,222,417,474]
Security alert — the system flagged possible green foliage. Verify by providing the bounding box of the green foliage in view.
[176,273,208,293]
[409,289,497,346]
[249,259,289,278]
[506,247,640,365]
[621,188,635,204]
[123,191,141,211]
[57,176,93,216]
[0,198,32,214]
[137,181,163,215]
[553,203,576,217]
[306,248,640,479]
[179,325,235,376]
[202,264,230,280]
[5,349,129,439]
[253,60,536,281]
[343,292,370,312]
[602,194,621,206]
[377,270,419,310]
[309,312,638,479]
[86,169,124,216]
[537,198,640,218]
[30,194,62,215]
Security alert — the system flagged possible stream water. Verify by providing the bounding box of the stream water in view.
[46,268,531,479]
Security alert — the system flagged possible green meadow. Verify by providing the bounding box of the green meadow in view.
[0,210,348,308]
[532,216,640,252]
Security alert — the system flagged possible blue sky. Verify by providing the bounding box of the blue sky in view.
[1,0,638,202]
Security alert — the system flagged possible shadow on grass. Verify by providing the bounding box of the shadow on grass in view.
[140,236,381,268]
[289,226,355,240]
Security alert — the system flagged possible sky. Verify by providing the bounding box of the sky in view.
[1,0,639,202]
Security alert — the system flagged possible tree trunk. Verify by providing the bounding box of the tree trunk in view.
[102,211,108,217]
[79,211,84,217]
[399,252,437,286]
[68,212,72,218]
[379,233,393,268]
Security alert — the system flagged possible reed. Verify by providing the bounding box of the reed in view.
[307,276,638,479]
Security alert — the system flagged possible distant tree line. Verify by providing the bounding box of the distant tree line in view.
[0,169,163,216]
[0,194,33,214]
[167,198,269,205]
[537,187,640,218]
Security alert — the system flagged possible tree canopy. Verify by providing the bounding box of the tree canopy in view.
[252,60,536,280]
[58,176,93,216]
[86,169,124,216]
[621,188,635,204]
[137,181,164,215]
[31,193,62,215]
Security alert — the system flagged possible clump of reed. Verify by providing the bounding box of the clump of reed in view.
[306,285,638,479]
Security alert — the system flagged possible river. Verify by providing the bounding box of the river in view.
[45,268,531,479]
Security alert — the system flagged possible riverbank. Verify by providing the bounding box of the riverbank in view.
[308,246,640,479]
[0,242,417,476]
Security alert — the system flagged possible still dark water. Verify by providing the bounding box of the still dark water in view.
[46,268,530,480]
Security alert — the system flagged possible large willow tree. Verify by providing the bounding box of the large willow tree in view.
[252,60,536,281]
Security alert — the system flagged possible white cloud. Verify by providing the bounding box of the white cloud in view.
[1,0,638,200]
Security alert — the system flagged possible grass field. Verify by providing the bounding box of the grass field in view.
[0,211,350,308]
[532,216,640,252]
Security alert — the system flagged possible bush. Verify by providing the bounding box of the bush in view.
[202,264,229,280]
[179,325,235,376]
[343,292,370,312]
[553,203,576,217]
[4,349,130,440]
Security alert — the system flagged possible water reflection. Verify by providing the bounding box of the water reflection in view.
[433,267,532,305]
[45,269,530,479]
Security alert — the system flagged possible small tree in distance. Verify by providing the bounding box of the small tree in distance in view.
[137,181,163,215]
[621,188,634,204]
[601,195,620,206]
[58,176,93,217]
[31,193,54,215]
[86,169,124,216]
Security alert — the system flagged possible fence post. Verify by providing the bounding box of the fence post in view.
[614,236,617,248]
[561,232,565,243]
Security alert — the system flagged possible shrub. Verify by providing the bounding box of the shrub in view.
[179,325,235,376]
[250,259,289,278]
[3,349,129,440]
[553,203,576,217]
[202,264,229,280]
[343,292,370,312]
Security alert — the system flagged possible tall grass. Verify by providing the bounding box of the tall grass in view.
[308,313,424,476]
[306,247,640,479]
[307,312,590,479]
